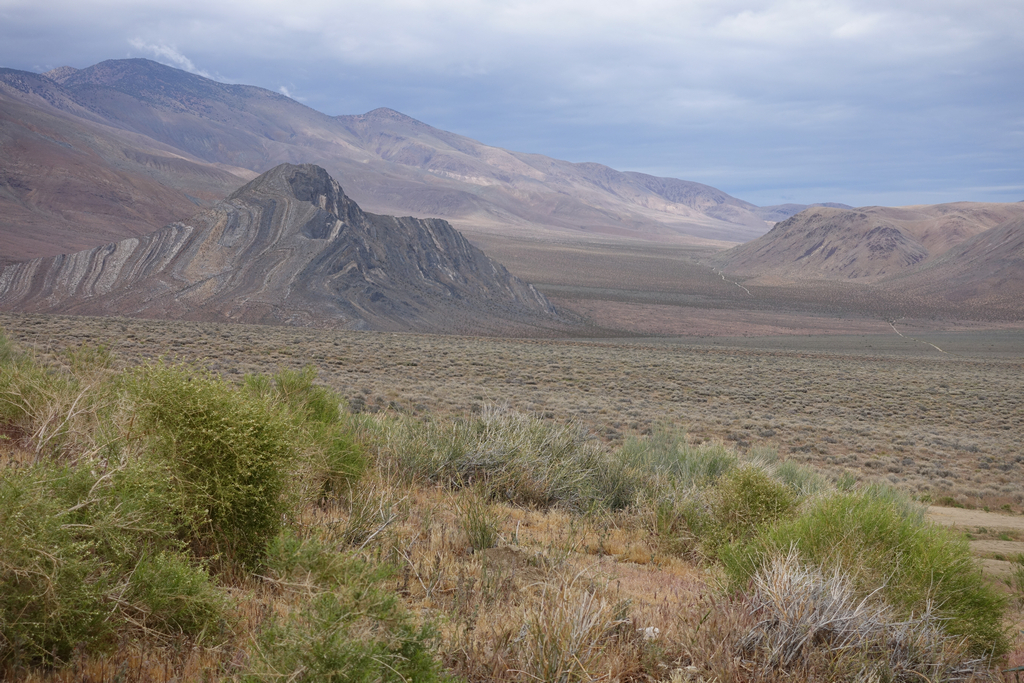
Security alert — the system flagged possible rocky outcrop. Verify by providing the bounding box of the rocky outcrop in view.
[0,164,573,335]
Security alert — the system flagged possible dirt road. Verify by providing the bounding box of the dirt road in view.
[928,506,1024,581]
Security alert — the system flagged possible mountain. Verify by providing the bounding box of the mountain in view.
[0,59,787,264]
[713,203,1024,282]
[878,216,1024,317]
[0,164,573,334]
[0,67,254,263]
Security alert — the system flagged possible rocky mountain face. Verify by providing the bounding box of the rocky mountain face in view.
[713,203,1024,282]
[0,58,796,264]
[0,164,573,335]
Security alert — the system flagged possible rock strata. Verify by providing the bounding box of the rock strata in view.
[0,164,571,335]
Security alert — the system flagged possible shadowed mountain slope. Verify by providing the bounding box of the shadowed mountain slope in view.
[879,216,1024,317]
[0,164,573,334]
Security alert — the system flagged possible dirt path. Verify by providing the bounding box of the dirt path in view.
[928,506,1024,581]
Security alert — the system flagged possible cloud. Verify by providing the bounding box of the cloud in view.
[0,0,1021,204]
[127,39,213,79]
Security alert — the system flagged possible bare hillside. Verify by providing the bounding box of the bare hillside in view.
[714,203,1024,282]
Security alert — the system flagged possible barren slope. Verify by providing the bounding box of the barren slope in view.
[715,203,1024,282]
[0,68,252,261]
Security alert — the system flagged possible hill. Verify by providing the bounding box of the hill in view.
[0,164,573,334]
[713,203,1024,282]
[880,216,1024,318]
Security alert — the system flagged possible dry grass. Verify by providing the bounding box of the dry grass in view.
[3,312,1020,510]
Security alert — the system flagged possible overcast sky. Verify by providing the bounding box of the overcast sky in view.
[2,0,1022,207]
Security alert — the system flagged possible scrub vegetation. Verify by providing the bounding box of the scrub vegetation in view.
[1,319,1021,682]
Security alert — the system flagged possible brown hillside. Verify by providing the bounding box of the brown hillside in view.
[715,203,1024,283]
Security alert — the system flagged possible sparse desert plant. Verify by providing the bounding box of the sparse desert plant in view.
[619,426,736,489]
[651,496,702,556]
[740,550,986,682]
[0,340,113,462]
[376,406,606,509]
[338,479,403,549]
[773,457,829,496]
[128,363,294,567]
[458,492,502,551]
[510,572,629,682]
[722,487,1009,656]
[1004,553,1024,608]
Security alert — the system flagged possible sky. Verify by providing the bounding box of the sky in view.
[1,0,1022,207]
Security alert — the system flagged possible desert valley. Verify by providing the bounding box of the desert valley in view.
[2,59,1023,683]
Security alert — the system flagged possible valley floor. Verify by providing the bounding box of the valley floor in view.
[2,312,1021,509]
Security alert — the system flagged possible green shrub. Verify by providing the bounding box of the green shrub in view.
[245,367,365,503]
[303,425,367,502]
[246,567,443,682]
[721,488,1008,656]
[272,365,343,425]
[129,363,294,567]
[123,551,227,639]
[709,465,796,547]
[654,465,796,559]
[0,465,112,665]
[264,529,356,587]
[0,459,228,667]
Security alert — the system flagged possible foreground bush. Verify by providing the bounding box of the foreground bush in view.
[376,406,611,509]
[0,460,227,667]
[129,364,295,567]
[722,487,1008,656]
[251,531,445,683]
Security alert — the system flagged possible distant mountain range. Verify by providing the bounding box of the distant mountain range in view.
[3,57,1022,325]
[1,58,846,263]
[0,163,573,334]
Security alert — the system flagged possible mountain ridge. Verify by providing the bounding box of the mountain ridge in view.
[1,58,839,263]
